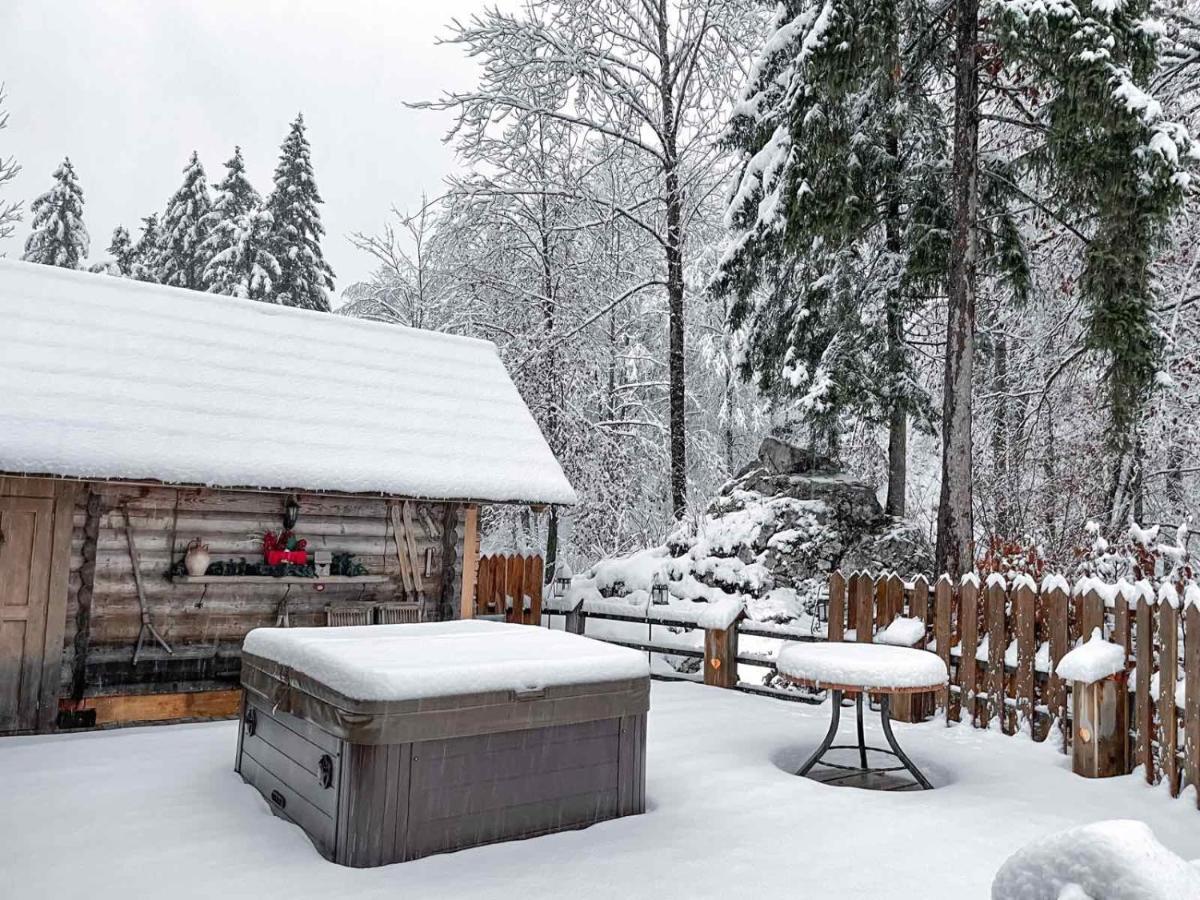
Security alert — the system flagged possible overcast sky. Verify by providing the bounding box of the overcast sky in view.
[0,0,494,295]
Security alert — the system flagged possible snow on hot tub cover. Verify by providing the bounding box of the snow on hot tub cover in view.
[242,620,649,702]
[0,259,576,505]
[776,642,948,690]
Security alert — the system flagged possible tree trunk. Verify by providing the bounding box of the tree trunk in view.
[935,0,980,579]
[883,26,906,519]
[992,330,1012,536]
[657,1,687,519]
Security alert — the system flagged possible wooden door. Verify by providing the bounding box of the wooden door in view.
[0,495,56,731]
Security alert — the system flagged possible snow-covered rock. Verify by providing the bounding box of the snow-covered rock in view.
[990,820,1200,899]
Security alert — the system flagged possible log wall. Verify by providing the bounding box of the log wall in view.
[60,483,467,699]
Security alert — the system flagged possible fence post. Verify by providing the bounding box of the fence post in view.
[934,575,953,722]
[1046,584,1070,751]
[1135,595,1157,784]
[704,622,739,689]
[960,578,980,726]
[1015,583,1036,737]
[985,580,1007,731]
[1184,603,1200,808]
[828,571,846,642]
[1160,597,1180,794]
[564,599,588,636]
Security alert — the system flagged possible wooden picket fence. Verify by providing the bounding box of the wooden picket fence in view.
[474,554,544,625]
[829,570,1200,802]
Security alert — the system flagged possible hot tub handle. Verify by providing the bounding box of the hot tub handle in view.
[513,687,546,701]
[318,754,335,789]
[244,707,258,737]
[270,790,286,810]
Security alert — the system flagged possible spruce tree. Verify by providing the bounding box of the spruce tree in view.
[22,157,88,268]
[159,151,213,290]
[130,214,162,282]
[107,225,134,276]
[202,146,280,299]
[266,114,335,311]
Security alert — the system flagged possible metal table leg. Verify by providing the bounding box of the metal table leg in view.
[879,695,934,790]
[796,689,842,777]
[855,692,868,769]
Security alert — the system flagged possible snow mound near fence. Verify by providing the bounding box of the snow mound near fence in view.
[990,820,1200,900]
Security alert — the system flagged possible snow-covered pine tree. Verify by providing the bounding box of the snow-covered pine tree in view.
[159,151,214,290]
[202,147,279,300]
[130,214,162,282]
[716,0,1031,517]
[22,157,88,268]
[107,225,134,276]
[266,115,335,311]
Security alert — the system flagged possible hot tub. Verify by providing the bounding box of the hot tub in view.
[236,620,650,867]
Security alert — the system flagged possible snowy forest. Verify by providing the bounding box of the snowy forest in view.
[4,0,1200,579]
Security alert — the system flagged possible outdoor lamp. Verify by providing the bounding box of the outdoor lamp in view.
[651,572,670,606]
[554,562,573,599]
[284,494,301,529]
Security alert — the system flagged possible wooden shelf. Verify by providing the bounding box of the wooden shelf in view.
[173,575,391,585]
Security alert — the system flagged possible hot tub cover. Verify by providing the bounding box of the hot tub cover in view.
[241,620,650,744]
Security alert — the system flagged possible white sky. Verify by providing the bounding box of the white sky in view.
[0,0,495,293]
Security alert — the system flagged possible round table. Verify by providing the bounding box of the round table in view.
[776,642,948,790]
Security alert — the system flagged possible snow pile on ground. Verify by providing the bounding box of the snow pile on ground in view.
[991,819,1200,899]
[1054,629,1127,684]
[6,683,1200,899]
[777,642,948,689]
[243,620,648,701]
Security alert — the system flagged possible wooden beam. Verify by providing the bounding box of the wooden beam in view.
[61,689,242,726]
[37,480,78,731]
[459,505,479,620]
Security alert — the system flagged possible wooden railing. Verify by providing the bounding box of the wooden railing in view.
[546,569,1200,807]
[474,554,544,624]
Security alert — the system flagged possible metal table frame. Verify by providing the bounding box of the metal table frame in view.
[795,688,934,791]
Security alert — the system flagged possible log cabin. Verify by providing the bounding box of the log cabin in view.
[0,259,575,734]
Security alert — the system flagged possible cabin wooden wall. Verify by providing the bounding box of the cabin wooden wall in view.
[60,484,467,701]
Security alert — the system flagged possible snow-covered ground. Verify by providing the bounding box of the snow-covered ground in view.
[4,682,1198,899]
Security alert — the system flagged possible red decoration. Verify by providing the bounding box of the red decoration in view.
[263,530,308,566]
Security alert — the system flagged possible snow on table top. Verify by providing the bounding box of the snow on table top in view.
[990,819,1200,899]
[1055,628,1127,684]
[776,641,948,689]
[242,620,648,701]
[0,259,575,505]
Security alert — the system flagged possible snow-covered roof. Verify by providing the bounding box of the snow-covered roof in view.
[0,259,576,505]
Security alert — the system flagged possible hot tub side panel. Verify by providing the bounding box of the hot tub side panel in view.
[336,712,647,868]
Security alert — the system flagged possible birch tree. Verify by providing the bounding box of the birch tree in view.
[417,0,762,519]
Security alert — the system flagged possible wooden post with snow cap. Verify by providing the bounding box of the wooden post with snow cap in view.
[1159,585,1181,794]
[1044,577,1071,752]
[702,600,744,689]
[934,575,953,721]
[1061,629,1128,779]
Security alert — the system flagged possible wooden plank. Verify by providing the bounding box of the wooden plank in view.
[529,555,544,624]
[985,581,1007,732]
[874,575,890,634]
[846,572,859,634]
[460,505,479,619]
[1014,583,1036,737]
[389,505,416,596]
[71,490,102,702]
[1046,585,1070,751]
[68,688,242,725]
[934,576,952,718]
[1160,600,1181,795]
[173,575,391,585]
[401,501,425,595]
[1135,596,1157,784]
[960,579,980,726]
[703,626,738,688]
[910,575,930,645]
[1186,604,1200,807]
[1081,588,1105,641]
[854,573,873,643]
[507,555,525,624]
[827,571,846,642]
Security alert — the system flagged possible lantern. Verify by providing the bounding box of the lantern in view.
[284,494,301,529]
[651,572,669,606]
[554,562,574,599]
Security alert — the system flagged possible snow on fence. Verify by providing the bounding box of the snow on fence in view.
[474,554,544,624]
[542,568,1200,806]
